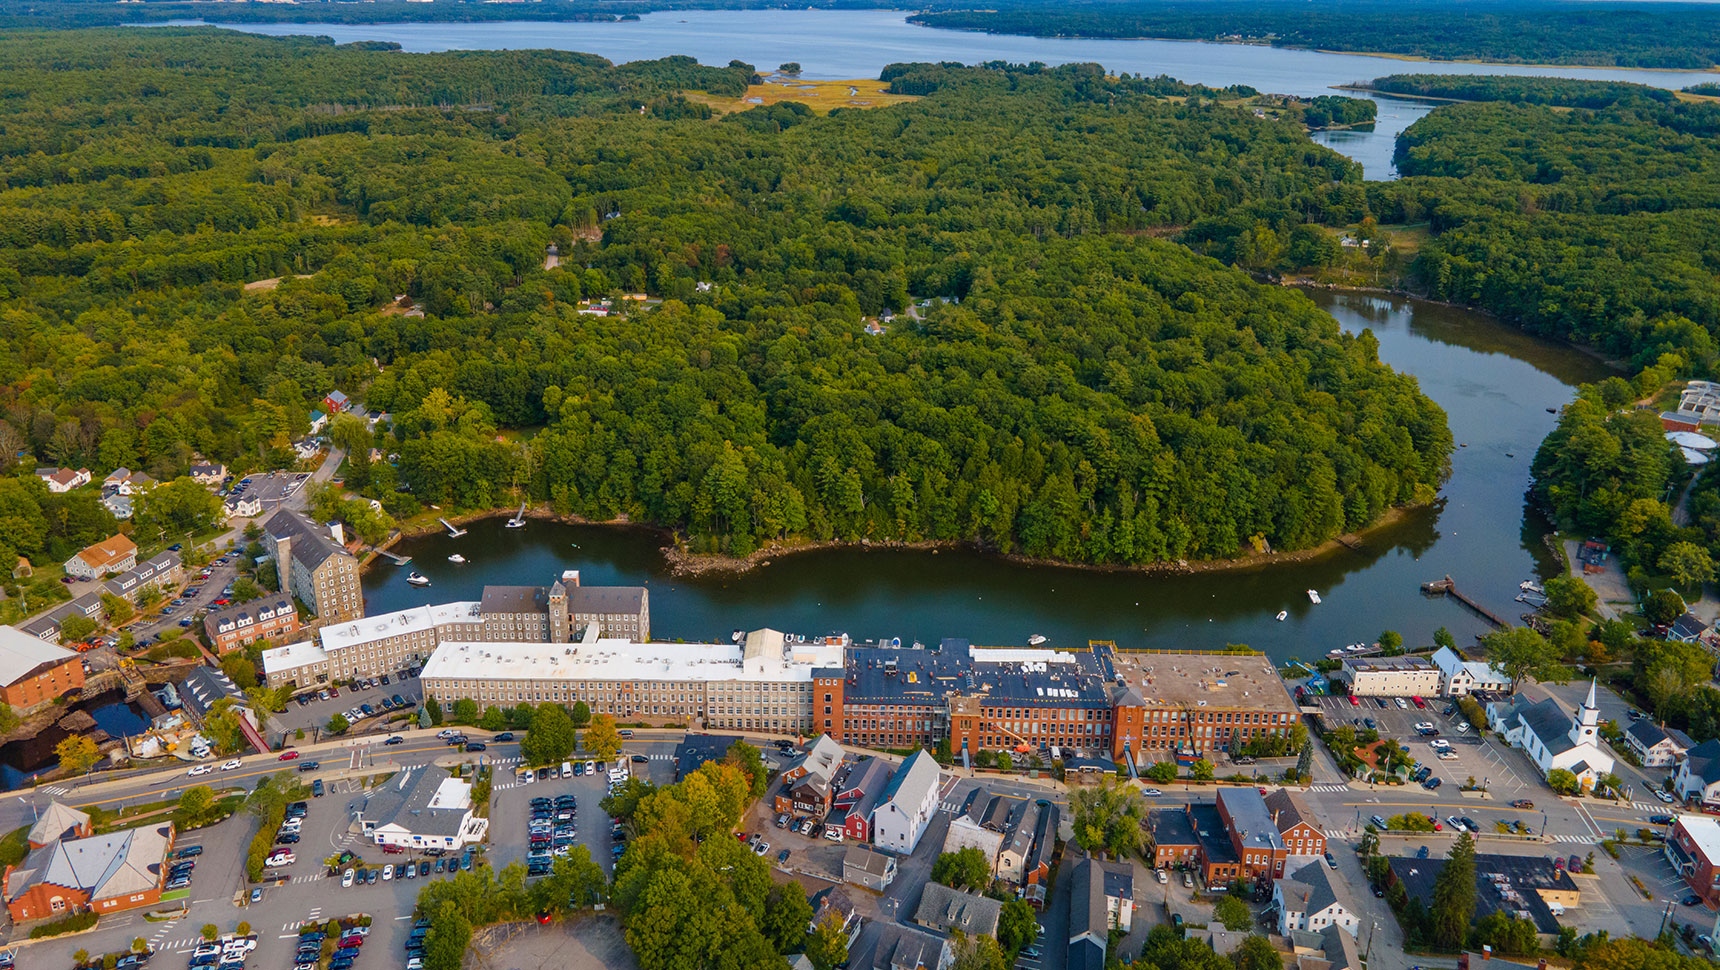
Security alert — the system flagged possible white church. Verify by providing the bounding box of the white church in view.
[1488,680,1615,790]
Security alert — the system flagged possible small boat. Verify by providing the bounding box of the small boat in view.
[1276,610,1288,621]
[447,554,466,564]
[1519,581,1544,594]
[504,501,527,529]
[407,572,431,587]
[1028,634,1047,646]
[1307,589,1322,605]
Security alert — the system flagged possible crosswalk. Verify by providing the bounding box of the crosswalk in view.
[1324,829,1348,839]
[1309,784,1351,793]
[1549,833,1597,844]
[1629,801,1669,813]
[645,753,674,762]
[39,784,68,796]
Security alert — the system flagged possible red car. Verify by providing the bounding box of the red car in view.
[1412,696,1427,709]
[535,912,552,925]
[279,750,300,761]
[1348,696,1360,707]
[214,598,230,606]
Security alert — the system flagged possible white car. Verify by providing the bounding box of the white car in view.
[1141,788,1163,797]
[187,764,213,776]
[221,759,242,771]
[753,841,770,856]
[341,868,354,887]
[1395,697,1409,709]
[1655,789,1675,803]
[382,864,394,881]
[824,828,844,843]
[585,760,596,775]
[266,850,294,868]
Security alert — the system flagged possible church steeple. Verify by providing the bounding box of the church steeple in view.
[1570,678,1600,747]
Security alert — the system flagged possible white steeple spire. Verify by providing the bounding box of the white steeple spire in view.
[1570,677,1600,747]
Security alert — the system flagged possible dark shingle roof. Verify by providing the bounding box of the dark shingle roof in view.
[479,585,547,615]
[567,585,646,614]
[265,509,347,572]
[1517,697,1577,756]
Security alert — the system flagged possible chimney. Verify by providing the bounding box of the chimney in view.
[1482,946,1493,961]
[326,521,345,546]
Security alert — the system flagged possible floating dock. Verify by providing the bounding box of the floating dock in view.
[1420,575,1508,628]
[375,549,412,566]
[439,517,467,537]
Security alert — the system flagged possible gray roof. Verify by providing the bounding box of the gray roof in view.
[6,823,170,904]
[265,509,348,572]
[1150,808,1200,848]
[1284,861,1347,917]
[845,844,896,878]
[1024,802,1059,874]
[1219,788,1285,853]
[836,756,894,820]
[358,766,470,837]
[567,585,646,614]
[1003,802,1040,859]
[914,882,1002,937]
[1627,719,1671,748]
[1517,697,1578,756]
[879,750,940,815]
[1687,739,1720,786]
[1265,788,1317,833]
[180,666,245,721]
[102,550,180,599]
[870,925,948,970]
[1069,854,1110,970]
[1320,924,1361,970]
[479,584,548,615]
[28,800,90,846]
[0,624,78,687]
[204,596,295,637]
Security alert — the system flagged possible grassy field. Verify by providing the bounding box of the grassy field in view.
[689,75,918,115]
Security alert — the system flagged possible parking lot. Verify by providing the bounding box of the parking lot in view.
[274,670,427,747]
[1310,691,1532,793]
[489,753,677,879]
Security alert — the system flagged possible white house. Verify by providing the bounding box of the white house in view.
[1275,861,1359,937]
[941,792,1007,870]
[1489,680,1614,789]
[355,766,488,851]
[872,750,940,854]
[1676,739,1720,806]
[1625,720,1695,768]
[1430,646,1511,696]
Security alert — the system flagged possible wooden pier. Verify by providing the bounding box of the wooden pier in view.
[1420,575,1508,628]
[438,517,467,538]
[374,549,412,566]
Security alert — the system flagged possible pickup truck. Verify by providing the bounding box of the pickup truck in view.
[1509,799,1535,810]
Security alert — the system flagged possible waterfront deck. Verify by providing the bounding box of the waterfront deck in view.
[1421,575,1508,628]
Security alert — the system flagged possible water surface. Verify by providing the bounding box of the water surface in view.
[363,291,1612,663]
[188,11,1718,179]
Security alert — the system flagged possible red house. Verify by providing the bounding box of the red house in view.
[1667,814,1720,905]
[834,757,893,843]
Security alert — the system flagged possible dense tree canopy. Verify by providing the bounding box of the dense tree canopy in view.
[0,32,1451,566]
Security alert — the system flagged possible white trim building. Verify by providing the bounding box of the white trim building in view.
[1430,647,1511,696]
[355,766,487,851]
[872,750,941,855]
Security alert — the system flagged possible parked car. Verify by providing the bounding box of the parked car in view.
[279,750,300,761]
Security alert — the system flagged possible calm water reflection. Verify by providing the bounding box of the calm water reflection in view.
[363,291,1611,663]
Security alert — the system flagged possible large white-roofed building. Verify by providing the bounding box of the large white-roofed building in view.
[419,628,843,732]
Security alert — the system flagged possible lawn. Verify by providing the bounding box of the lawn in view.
[688,75,918,115]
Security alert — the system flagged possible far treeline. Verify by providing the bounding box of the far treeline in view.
[910,0,1720,70]
[0,31,1453,569]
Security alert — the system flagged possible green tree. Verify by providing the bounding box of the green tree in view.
[425,695,443,725]
[1543,576,1598,619]
[220,653,257,690]
[1214,894,1252,930]
[177,785,215,827]
[201,925,218,942]
[570,700,591,727]
[1433,627,1457,650]
[1661,541,1716,592]
[422,904,472,970]
[327,712,350,735]
[522,703,577,765]
[1231,935,1280,970]
[1378,630,1403,653]
[58,613,96,645]
[1146,761,1177,784]
[100,592,134,625]
[1546,768,1580,794]
[231,577,262,602]
[1430,832,1478,948]
[451,698,478,725]
[480,705,506,731]
[585,712,622,761]
[806,912,849,970]
[1480,626,1560,689]
[998,898,1038,955]
[1070,782,1146,857]
[1191,758,1215,781]
[56,734,100,775]
[951,933,1008,970]
[725,740,770,798]
[760,881,814,953]
[932,847,993,890]
[1645,588,1686,626]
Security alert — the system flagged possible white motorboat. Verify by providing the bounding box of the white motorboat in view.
[407,572,431,587]
[447,554,466,564]
[1276,610,1288,621]
[1028,634,1047,646]
[504,501,527,528]
[1307,589,1322,605]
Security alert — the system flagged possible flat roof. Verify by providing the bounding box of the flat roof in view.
[263,639,330,674]
[421,638,822,684]
[1343,657,1438,673]
[838,640,1114,709]
[0,624,78,686]
[1107,652,1298,713]
[1679,814,1720,861]
[319,601,479,653]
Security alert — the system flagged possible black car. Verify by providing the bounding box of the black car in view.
[465,741,487,752]
[419,861,431,877]
[298,761,320,772]
[494,732,514,742]
[276,833,300,844]
[311,779,324,797]
[1652,815,1676,825]
[383,735,404,746]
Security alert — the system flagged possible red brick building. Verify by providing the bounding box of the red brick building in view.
[203,596,299,655]
[3,822,173,922]
[0,626,85,711]
[1667,814,1720,906]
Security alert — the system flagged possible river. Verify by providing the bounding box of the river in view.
[361,291,1612,665]
[185,9,1718,179]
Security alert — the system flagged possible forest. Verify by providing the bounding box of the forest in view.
[0,29,1451,566]
[1365,73,1676,108]
[909,0,1720,70]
